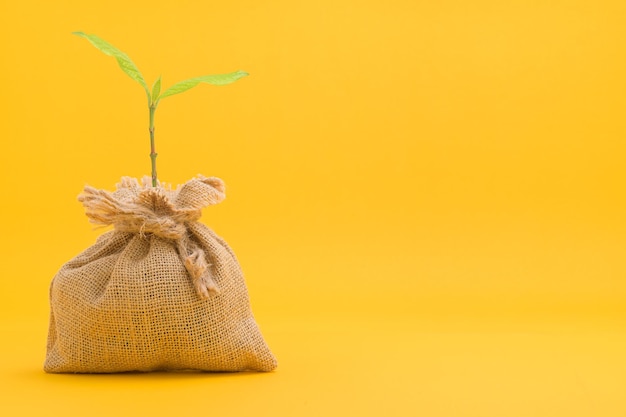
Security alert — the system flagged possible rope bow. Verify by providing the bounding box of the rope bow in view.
[78,175,226,299]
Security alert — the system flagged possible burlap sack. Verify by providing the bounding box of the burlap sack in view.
[44,175,277,373]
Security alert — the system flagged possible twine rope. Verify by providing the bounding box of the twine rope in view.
[77,176,225,299]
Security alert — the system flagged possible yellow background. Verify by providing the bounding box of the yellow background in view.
[1,0,625,415]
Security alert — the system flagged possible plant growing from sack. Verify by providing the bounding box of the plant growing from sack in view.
[72,32,248,187]
[44,34,277,374]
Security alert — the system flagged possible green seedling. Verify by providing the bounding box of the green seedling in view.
[73,32,248,187]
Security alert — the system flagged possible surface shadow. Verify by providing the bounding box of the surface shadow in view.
[18,366,275,381]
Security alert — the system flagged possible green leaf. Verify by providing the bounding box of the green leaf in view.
[73,31,150,96]
[151,76,162,103]
[159,70,249,99]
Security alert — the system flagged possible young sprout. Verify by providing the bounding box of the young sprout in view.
[72,32,248,187]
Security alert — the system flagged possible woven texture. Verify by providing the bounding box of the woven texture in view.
[44,176,277,373]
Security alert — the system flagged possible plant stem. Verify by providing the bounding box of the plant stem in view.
[149,103,157,187]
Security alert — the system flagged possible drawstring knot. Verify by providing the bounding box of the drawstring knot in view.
[78,175,226,299]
